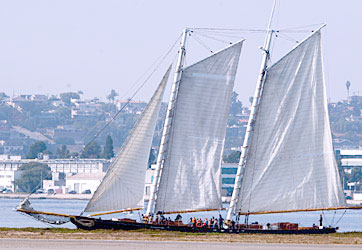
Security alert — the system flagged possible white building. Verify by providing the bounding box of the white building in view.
[337,149,362,200]
[0,170,21,192]
[65,173,105,194]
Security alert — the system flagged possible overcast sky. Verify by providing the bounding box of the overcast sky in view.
[0,0,360,105]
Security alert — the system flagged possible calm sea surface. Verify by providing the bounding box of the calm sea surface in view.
[1,198,362,232]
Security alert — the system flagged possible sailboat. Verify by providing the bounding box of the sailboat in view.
[17,1,361,233]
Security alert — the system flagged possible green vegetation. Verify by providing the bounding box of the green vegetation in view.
[0,89,360,159]
[16,162,51,192]
[56,145,70,159]
[0,92,9,99]
[329,96,362,147]
[26,141,47,159]
[81,141,101,158]
[102,135,114,159]
[229,91,242,117]
[107,89,119,103]
[60,92,80,106]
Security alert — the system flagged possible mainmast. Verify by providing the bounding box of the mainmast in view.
[226,0,277,222]
[146,29,189,216]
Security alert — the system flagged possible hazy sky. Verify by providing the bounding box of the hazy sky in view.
[0,0,360,105]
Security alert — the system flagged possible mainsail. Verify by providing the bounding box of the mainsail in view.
[155,41,243,213]
[236,30,346,214]
[84,66,171,213]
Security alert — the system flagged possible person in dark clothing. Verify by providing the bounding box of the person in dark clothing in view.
[218,214,224,229]
[231,220,236,229]
[319,214,323,227]
[175,213,182,221]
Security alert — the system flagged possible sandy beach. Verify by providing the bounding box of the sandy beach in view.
[1,228,362,246]
[1,238,361,250]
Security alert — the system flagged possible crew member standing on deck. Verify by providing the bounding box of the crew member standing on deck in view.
[319,214,323,227]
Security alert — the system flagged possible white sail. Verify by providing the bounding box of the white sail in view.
[236,31,346,214]
[84,66,171,213]
[155,41,243,213]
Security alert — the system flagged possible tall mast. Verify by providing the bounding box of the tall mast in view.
[146,28,189,216]
[226,0,277,222]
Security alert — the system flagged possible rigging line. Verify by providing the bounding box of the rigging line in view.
[191,27,266,32]
[322,210,328,226]
[193,31,234,44]
[118,33,182,101]
[335,209,347,225]
[189,32,214,53]
[276,33,299,43]
[24,167,54,199]
[278,30,317,34]
[193,28,254,34]
[278,23,325,31]
[331,210,337,226]
[80,34,181,155]
[194,29,262,37]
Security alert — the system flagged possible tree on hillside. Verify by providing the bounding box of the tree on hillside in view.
[70,152,79,159]
[60,92,80,106]
[56,145,70,159]
[26,141,47,159]
[0,92,9,100]
[102,135,114,159]
[16,162,51,193]
[230,91,242,116]
[81,141,101,159]
[107,89,119,103]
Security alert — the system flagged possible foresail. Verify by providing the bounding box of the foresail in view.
[236,31,346,214]
[155,41,243,213]
[84,66,171,213]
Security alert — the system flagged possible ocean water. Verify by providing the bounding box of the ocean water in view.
[1,198,362,232]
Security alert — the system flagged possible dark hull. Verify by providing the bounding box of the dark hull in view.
[70,216,337,234]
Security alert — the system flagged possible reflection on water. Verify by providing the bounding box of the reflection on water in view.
[1,198,361,232]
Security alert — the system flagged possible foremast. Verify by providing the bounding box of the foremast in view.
[146,29,189,217]
[226,0,276,222]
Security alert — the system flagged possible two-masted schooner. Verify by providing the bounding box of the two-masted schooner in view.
[17,1,361,233]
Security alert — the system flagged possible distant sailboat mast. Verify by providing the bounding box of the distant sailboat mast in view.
[146,29,189,216]
[226,0,277,222]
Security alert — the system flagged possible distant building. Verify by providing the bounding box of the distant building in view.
[64,172,105,194]
[0,157,111,193]
[0,168,21,192]
[336,149,362,200]
[71,99,102,119]
[116,100,147,114]
[337,149,362,171]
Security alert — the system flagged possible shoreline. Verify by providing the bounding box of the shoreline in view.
[1,228,362,245]
[0,193,92,200]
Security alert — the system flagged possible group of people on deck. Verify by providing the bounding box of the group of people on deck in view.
[144,212,225,229]
[189,215,224,229]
